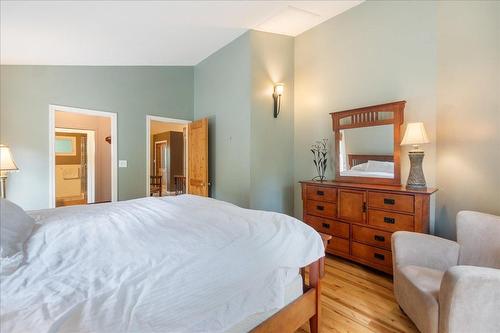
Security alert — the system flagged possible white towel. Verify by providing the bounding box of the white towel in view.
[62,166,80,179]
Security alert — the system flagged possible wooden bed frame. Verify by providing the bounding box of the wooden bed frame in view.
[348,154,394,168]
[250,259,321,333]
[250,234,330,333]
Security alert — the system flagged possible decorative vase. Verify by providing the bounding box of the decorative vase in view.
[311,139,328,182]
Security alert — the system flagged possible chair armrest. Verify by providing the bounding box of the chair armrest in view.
[391,231,459,271]
[439,266,500,333]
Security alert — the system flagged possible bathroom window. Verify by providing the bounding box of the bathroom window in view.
[55,136,76,156]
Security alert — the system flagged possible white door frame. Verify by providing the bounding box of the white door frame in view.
[49,105,118,208]
[55,128,96,204]
[146,115,191,196]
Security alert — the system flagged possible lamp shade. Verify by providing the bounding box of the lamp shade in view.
[401,122,429,146]
[0,145,19,171]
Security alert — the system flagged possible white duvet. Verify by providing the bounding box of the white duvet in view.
[1,195,324,333]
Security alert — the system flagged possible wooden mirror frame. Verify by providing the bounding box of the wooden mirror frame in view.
[330,101,405,186]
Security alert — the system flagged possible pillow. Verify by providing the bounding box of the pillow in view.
[350,162,368,171]
[0,199,35,259]
[366,160,394,174]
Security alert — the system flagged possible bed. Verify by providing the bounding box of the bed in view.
[0,195,325,333]
[340,154,395,179]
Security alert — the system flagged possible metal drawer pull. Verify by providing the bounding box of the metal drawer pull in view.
[322,223,330,229]
[384,198,395,205]
[316,205,324,211]
[384,217,395,224]
[317,190,324,196]
[374,235,385,242]
[374,253,385,260]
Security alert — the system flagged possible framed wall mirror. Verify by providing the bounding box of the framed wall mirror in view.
[330,101,405,185]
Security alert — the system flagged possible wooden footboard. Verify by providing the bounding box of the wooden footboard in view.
[250,258,322,333]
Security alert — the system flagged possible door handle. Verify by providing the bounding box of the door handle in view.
[316,190,324,196]
[321,223,330,229]
[374,253,385,261]
[374,235,385,242]
[316,205,324,211]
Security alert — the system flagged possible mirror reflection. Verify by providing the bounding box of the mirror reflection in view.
[338,124,394,179]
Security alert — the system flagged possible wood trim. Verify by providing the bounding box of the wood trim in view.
[251,259,322,333]
[250,289,316,333]
[332,101,405,186]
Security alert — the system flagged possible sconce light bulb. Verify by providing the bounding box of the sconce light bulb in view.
[274,84,284,96]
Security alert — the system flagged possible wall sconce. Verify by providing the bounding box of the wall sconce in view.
[273,83,284,118]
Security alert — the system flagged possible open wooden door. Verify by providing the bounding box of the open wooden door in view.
[188,118,209,196]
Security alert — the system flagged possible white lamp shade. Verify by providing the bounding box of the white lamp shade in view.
[401,122,430,146]
[0,145,19,171]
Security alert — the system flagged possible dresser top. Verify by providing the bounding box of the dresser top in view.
[300,180,438,195]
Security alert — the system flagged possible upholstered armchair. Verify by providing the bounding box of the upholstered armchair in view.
[392,211,500,333]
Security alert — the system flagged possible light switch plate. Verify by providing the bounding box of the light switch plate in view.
[119,160,128,168]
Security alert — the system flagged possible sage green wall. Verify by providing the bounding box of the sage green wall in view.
[249,31,294,214]
[194,31,295,213]
[294,1,438,227]
[194,33,252,208]
[0,66,194,210]
[436,1,500,239]
[294,0,500,238]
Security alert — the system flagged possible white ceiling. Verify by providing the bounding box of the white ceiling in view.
[0,1,362,66]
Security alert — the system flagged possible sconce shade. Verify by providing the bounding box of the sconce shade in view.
[0,145,19,171]
[273,83,284,118]
[401,122,429,146]
[274,83,284,96]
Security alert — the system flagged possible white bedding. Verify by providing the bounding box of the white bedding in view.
[0,195,324,333]
[340,169,394,178]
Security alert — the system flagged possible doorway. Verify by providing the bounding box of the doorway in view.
[146,116,189,197]
[49,105,117,208]
[54,128,95,206]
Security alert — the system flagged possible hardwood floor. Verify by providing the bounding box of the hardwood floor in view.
[298,255,418,333]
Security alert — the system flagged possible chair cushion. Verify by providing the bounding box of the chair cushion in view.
[394,265,445,333]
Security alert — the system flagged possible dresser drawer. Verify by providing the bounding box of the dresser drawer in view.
[305,215,349,239]
[352,225,392,250]
[306,200,337,219]
[368,191,414,213]
[326,236,350,255]
[351,242,392,268]
[368,209,414,232]
[306,185,337,203]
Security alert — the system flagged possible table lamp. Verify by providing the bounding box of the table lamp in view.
[0,145,19,198]
[400,123,429,189]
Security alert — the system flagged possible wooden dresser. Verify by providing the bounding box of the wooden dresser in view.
[300,180,437,274]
